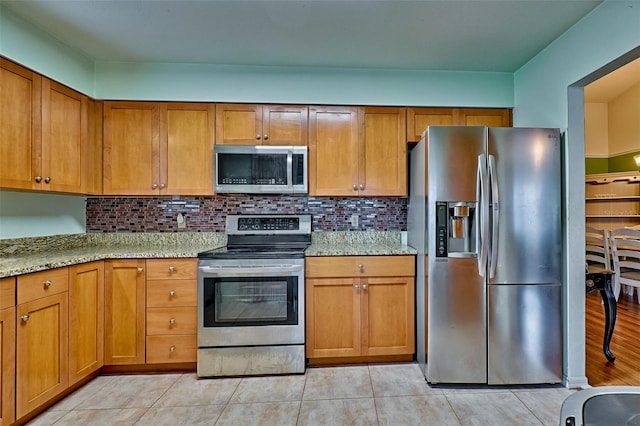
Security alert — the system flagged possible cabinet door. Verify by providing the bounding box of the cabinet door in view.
[215,104,262,145]
[69,262,104,386]
[406,108,455,143]
[160,103,214,195]
[86,99,103,195]
[262,105,308,146]
[455,108,512,127]
[359,107,407,196]
[306,278,360,358]
[362,276,415,356]
[0,58,41,190]
[16,293,68,418]
[41,78,87,193]
[103,102,160,195]
[0,307,15,426]
[308,106,359,196]
[104,260,145,365]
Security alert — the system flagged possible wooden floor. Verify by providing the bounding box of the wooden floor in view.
[586,289,640,386]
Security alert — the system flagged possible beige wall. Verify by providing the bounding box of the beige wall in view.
[608,81,640,156]
[584,102,609,157]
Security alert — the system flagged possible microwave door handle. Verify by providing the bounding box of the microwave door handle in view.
[287,150,293,189]
[199,265,303,277]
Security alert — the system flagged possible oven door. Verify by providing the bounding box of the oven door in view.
[197,259,305,347]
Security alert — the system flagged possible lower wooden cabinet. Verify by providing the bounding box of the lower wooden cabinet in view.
[145,259,197,364]
[104,260,146,365]
[16,269,69,419]
[305,256,415,360]
[0,277,15,426]
[69,262,104,385]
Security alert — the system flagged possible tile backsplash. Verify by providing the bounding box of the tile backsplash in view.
[86,195,407,233]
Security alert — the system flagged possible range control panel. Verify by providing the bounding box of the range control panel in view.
[237,217,299,231]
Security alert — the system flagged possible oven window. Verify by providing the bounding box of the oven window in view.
[203,276,298,327]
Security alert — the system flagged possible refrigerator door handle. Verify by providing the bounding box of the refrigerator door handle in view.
[488,154,500,279]
[477,154,489,276]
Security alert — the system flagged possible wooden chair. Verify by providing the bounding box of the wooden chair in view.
[610,228,640,303]
[586,226,618,299]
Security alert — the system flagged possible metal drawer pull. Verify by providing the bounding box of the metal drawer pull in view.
[263,134,268,140]
[169,318,176,325]
[354,284,359,289]
[43,280,52,288]
[169,290,176,297]
[169,346,175,353]
[137,267,144,273]
[362,284,368,290]
[168,266,175,272]
[35,176,42,183]
[353,184,357,190]
[21,315,30,322]
[358,263,364,270]
[44,176,51,184]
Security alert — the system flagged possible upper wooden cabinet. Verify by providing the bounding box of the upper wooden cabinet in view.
[103,101,214,195]
[41,78,88,193]
[406,107,512,142]
[406,108,455,143]
[309,106,406,196]
[216,104,308,146]
[0,59,41,190]
[1,59,88,193]
[456,108,512,127]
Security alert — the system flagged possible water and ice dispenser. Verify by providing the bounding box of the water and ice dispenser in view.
[435,201,477,257]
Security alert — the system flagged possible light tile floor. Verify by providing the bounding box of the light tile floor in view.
[27,363,575,425]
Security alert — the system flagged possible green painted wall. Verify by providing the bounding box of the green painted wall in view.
[608,151,640,172]
[585,158,609,174]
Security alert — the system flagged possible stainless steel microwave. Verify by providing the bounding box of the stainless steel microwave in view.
[214,145,308,194]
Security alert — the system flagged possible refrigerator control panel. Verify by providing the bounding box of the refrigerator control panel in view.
[436,202,448,257]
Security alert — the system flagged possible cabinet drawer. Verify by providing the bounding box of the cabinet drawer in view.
[17,267,69,304]
[306,256,414,278]
[146,259,196,280]
[147,279,197,307]
[146,335,197,364]
[0,277,16,309]
[146,307,197,335]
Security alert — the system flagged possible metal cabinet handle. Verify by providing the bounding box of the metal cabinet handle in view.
[137,267,144,273]
[152,183,158,189]
[256,134,261,140]
[35,176,42,183]
[169,318,176,325]
[168,266,175,273]
[353,184,358,190]
[263,134,268,140]
[44,176,51,184]
[354,284,360,289]
[169,346,175,353]
[160,183,166,189]
[43,280,52,288]
[169,290,176,297]
[359,183,365,190]
[358,263,364,270]
[362,284,368,290]
[21,315,30,322]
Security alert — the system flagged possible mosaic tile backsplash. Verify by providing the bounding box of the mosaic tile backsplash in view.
[86,195,408,233]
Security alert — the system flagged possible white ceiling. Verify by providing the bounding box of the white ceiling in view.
[2,0,603,72]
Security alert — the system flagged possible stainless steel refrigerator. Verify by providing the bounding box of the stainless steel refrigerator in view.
[408,126,562,385]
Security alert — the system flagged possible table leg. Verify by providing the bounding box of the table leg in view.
[599,280,617,363]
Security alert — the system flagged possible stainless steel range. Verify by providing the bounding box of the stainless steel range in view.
[197,214,311,377]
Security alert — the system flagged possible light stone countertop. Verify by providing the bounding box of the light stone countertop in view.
[0,231,416,278]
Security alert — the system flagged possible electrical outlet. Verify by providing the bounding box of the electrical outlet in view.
[350,214,359,227]
[177,213,187,229]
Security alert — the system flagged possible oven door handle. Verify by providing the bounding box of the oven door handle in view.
[198,264,303,277]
